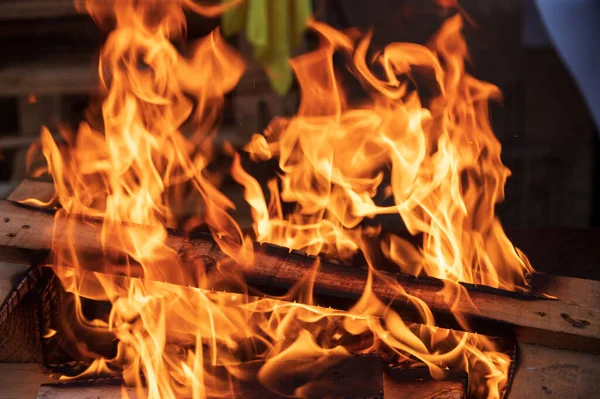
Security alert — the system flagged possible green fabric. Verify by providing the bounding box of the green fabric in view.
[221,0,313,96]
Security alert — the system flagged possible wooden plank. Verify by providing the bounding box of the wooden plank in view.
[0,201,56,250]
[36,356,384,399]
[0,135,42,150]
[37,385,132,399]
[11,344,600,399]
[7,179,55,205]
[0,363,52,399]
[35,359,470,398]
[383,368,466,399]
[0,247,33,304]
[22,347,600,399]
[0,0,77,21]
[510,343,600,399]
[41,262,514,357]
[182,239,600,353]
[12,178,600,296]
[0,198,597,353]
[0,55,96,96]
[529,272,600,308]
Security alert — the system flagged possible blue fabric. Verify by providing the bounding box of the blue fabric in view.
[534,0,600,132]
[523,0,551,47]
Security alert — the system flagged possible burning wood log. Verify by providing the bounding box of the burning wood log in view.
[180,240,600,353]
[0,255,494,397]
[14,261,474,397]
[6,181,600,397]
[384,368,467,399]
[0,181,599,354]
[35,362,467,399]
[24,347,600,398]
[36,356,386,399]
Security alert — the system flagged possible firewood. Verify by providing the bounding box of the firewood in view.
[0,223,494,397]
[2,334,594,398]
[383,368,467,399]
[0,210,516,383]
[179,239,600,353]
[3,181,596,399]
[35,359,469,399]
[1,180,599,353]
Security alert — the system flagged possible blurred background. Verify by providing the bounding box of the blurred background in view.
[0,0,597,230]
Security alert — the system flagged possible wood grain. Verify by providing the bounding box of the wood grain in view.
[7,179,56,205]
[0,364,52,399]
[37,356,384,399]
[0,247,33,304]
[0,346,595,398]
[528,272,600,309]
[0,0,77,21]
[0,55,96,96]
[383,368,466,399]
[34,358,469,398]
[510,343,600,399]
[37,385,134,399]
[184,239,600,353]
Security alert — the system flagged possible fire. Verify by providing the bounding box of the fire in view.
[243,17,532,289]
[27,0,532,398]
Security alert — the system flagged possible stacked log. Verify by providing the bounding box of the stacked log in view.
[1,180,599,397]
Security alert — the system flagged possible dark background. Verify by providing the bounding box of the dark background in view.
[0,0,598,279]
[322,0,599,228]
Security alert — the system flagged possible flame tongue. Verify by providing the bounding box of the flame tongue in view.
[34,1,528,398]
[244,16,532,290]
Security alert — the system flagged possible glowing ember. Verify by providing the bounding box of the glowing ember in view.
[28,0,534,397]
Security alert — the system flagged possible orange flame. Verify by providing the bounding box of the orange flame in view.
[244,16,532,289]
[30,0,530,397]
